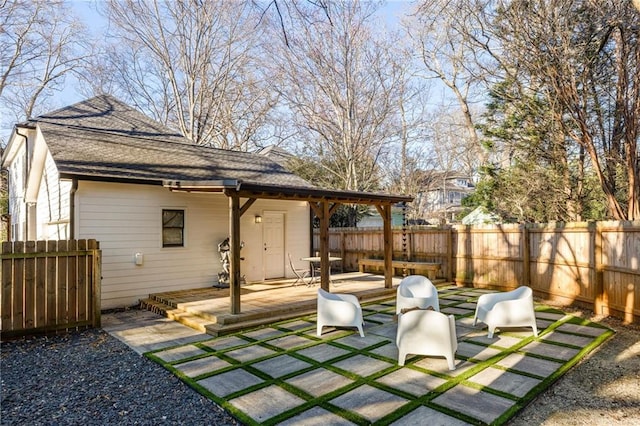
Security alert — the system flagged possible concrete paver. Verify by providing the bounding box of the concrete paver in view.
[229,385,306,423]
[174,355,232,378]
[431,385,516,424]
[329,384,409,422]
[251,354,313,378]
[198,368,263,397]
[278,406,352,426]
[285,368,355,397]
[390,406,472,426]
[495,353,563,377]
[467,366,542,397]
[375,367,447,396]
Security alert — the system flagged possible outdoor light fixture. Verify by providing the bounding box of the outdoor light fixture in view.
[255,215,262,223]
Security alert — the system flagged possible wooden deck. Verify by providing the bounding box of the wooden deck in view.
[140,273,437,336]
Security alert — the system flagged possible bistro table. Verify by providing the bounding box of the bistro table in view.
[300,256,342,285]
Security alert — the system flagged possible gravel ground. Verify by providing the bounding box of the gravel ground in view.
[1,330,239,425]
[2,309,639,426]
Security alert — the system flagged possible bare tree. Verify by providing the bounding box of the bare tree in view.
[268,1,402,193]
[0,0,87,122]
[406,0,496,167]
[88,0,276,150]
[384,60,437,221]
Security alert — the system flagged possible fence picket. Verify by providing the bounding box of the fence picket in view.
[35,241,47,328]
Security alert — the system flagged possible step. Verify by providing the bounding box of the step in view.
[205,307,319,337]
[140,298,212,333]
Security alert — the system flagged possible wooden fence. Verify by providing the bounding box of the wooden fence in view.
[314,221,640,324]
[1,239,101,338]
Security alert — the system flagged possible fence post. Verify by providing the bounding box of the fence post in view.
[593,222,605,316]
[522,224,530,287]
[91,239,102,328]
[1,242,14,331]
[24,241,37,330]
[340,229,346,272]
[447,227,454,282]
[12,241,24,331]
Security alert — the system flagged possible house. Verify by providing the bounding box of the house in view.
[415,171,475,223]
[461,206,501,225]
[2,95,412,311]
[357,205,406,228]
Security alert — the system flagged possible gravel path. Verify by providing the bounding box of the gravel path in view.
[2,310,639,426]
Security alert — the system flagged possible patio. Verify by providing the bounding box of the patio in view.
[140,273,412,336]
[105,284,614,425]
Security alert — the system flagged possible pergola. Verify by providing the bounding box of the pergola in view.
[164,180,414,314]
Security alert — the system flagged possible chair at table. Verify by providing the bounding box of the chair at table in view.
[473,286,538,338]
[396,309,458,370]
[396,275,440,314]
[316,288,365,337]
[288,253,311,286]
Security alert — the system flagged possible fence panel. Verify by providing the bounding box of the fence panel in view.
[600,222,640,322]
[0,239,101,337]
[451,225,523,289]
[528,224,595,305]
[316,221,639,324]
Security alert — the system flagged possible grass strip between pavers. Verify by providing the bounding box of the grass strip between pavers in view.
[145,288,614,426]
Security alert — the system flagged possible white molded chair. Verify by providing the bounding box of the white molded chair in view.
[396,309,458,370]
[396,275,440,314]
[473,286,538,338]
[288,253,311,286]
[317,288,364,337]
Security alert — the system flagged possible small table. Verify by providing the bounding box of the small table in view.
[301,256,341,284]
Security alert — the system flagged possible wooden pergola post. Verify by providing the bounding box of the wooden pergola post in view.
[377,203,393,289]
[310,200,341,291]
[228,190,241,314]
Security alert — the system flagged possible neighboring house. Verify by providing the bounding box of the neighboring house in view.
[461,206,501,225]
[415,172,475,223]
[357,205,406,228]
[1,95,317,309]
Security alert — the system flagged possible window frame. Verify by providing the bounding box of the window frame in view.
[161,208,186,248]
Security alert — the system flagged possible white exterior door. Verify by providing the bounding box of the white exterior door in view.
[263,211,285,279]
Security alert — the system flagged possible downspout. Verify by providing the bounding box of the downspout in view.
[14,126,29,240]
[70,178,78,239]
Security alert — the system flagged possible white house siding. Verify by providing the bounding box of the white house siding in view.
[75,181,310,309]
[36,150,71,240]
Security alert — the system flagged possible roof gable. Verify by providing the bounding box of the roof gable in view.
[32,95,314,188]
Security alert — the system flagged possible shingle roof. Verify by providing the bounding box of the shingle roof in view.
[32,94,315,188]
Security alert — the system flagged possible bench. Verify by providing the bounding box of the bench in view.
[358,259,441,280]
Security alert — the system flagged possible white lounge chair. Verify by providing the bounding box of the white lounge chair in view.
[316,288,364,337]
[396,309,458,370]
[396,275,440,314]
[473,286,538,338]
